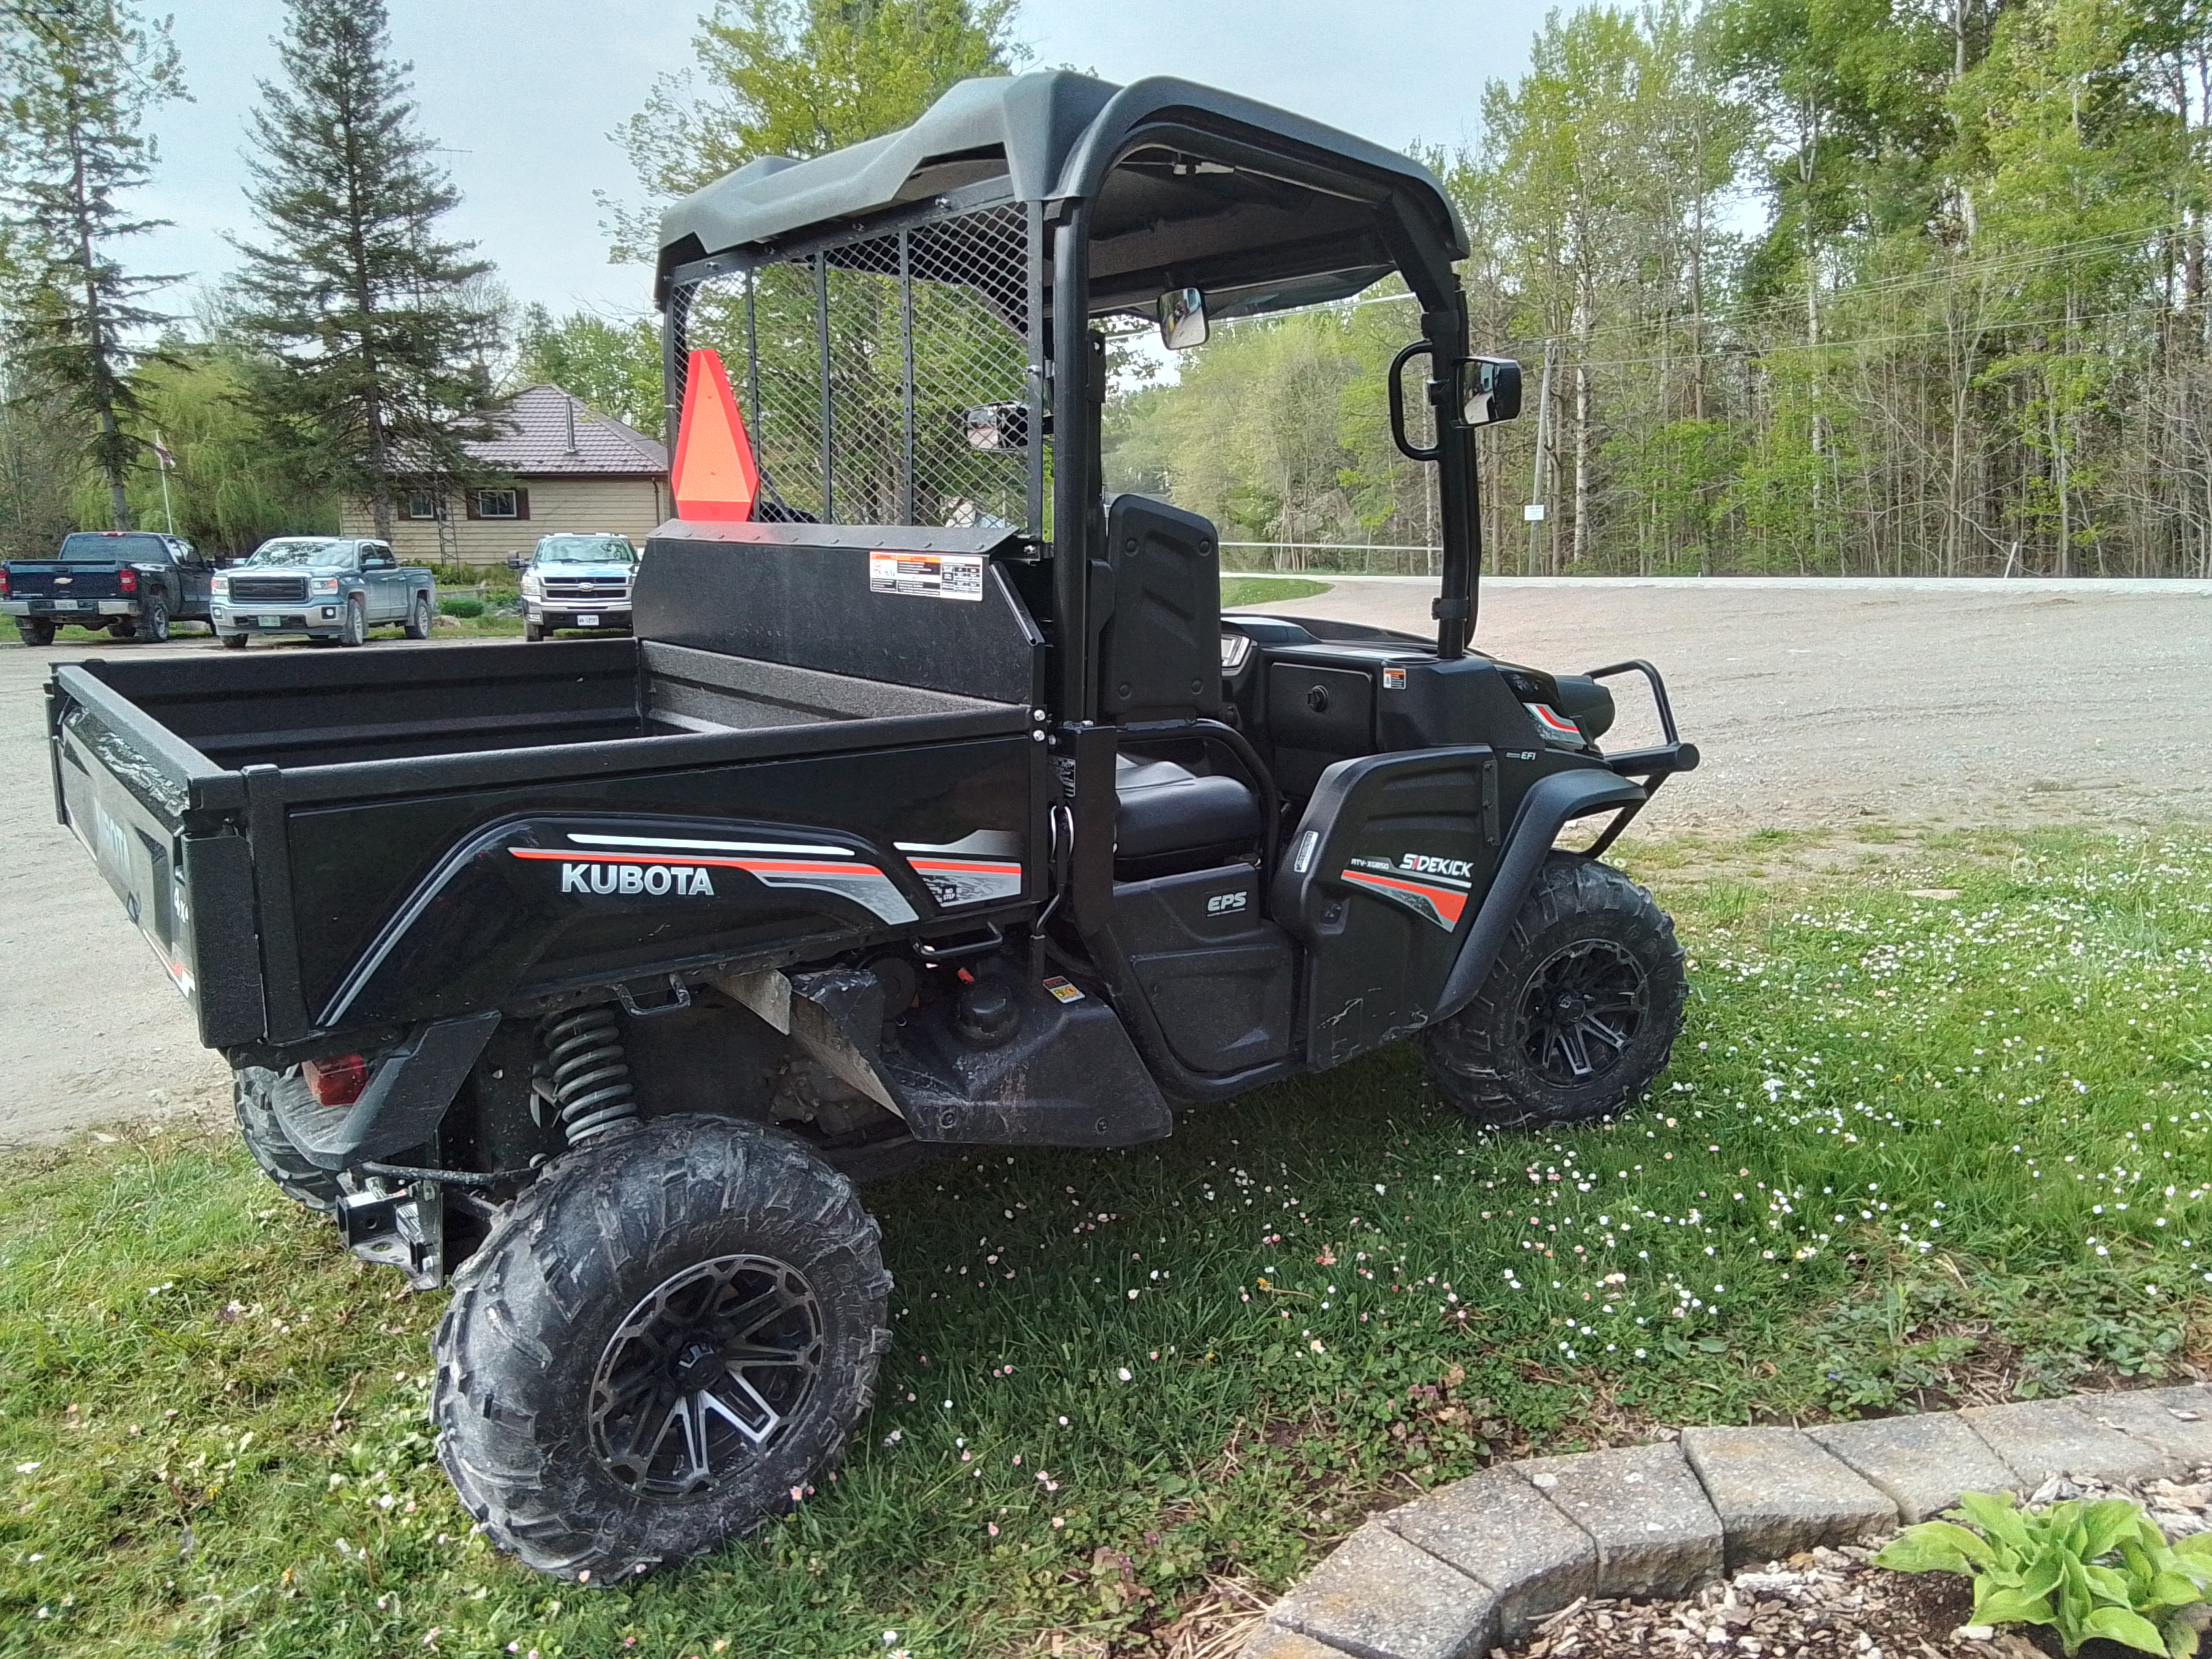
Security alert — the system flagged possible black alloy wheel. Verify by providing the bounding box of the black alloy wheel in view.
[434,1114,889,1583]
[1422,853,1686,1128]
[1517,937,1647,1084]
[589,1254,825,1496]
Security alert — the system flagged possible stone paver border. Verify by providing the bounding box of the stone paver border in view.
[1240,1385,2212,1659]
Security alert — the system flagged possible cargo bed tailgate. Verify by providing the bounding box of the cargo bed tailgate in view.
[47,665,264,1047]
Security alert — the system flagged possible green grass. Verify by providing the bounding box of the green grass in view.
[1220,575,1330,608]
[6,826,2212,1656]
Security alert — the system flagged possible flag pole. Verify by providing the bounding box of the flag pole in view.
[155,430,176,534]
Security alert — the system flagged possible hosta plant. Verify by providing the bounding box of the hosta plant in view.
[1875,1492,2212,1658]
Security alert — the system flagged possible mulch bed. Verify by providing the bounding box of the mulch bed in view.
[1502,1471,2212,1659]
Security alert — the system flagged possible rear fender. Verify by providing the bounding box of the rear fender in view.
[315,812,983,1029]
[1430,767,1647,1023]
[269,1011,502,1170]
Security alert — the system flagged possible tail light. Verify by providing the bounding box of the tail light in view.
[302,1053,370,1107]
[0,567,9,598]
[118,566,138,594]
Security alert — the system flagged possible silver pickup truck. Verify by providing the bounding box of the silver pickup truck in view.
[213,536,436,648]
[514,532,637,640]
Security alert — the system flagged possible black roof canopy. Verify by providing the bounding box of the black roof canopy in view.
[655,71,1469,320]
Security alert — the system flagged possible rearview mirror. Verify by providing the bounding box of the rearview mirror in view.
[1157,287,1208,350]
[1460,355,1523,426]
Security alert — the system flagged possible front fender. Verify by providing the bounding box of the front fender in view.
[1430,766,1646,1023]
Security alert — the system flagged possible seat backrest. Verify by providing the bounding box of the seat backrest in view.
[1097,494,1220,723]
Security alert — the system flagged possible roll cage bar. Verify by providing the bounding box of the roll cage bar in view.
[656,73,1492,690]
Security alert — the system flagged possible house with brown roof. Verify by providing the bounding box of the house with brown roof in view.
[340,385,670,567]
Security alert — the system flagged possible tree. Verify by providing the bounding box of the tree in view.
[233,0,502,539]
[0,0,185,530]
[115,344,338,553]
[516,306,664,436]
[607,0,1026,258]
[0,352,84,559]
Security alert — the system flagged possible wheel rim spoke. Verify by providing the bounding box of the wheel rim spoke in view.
[590,1252,823,1497]
[1519,937,1648,1086]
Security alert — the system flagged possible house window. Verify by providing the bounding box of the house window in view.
[404,491,446,520]
[470,489,527,520]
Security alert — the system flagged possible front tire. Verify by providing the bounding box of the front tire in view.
[1422,853,1686,1128]
[525,619,546,642]
[432,1115,891,1583]
[234,1067,344,1212]
[14,617,54,646]
[405,593,432,639]
[218,631,248,650]
[339,595,367,647]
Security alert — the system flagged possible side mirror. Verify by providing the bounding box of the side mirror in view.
[1157,287,1208,350]
[1460,355,1523,427]
[506,553,527,571]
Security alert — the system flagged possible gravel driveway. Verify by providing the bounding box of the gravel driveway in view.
[3,577,2208,1144]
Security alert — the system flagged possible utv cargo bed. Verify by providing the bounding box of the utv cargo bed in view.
[51,620,1042,1054]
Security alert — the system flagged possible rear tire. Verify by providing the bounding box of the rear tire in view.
[339,594,367,647]
[234,1067,343,1212]
[14,617,54,646]
[1422,853,1685,1129]
[138,597,170,643]
[433,1115,890,1583]
[405,593,432,639]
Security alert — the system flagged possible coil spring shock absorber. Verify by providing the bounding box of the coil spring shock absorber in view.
[537,1005,637,1143]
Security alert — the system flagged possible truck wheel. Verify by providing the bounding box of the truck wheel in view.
[525,620,546,642]
[433,1114,890,1583]
[339,595,367,647]
[218,632,248,650]
[1422,853,1685,1129]
[234,1067,343,1212]
[15,617,54,646]
[405,593,432,640]
[138,597,171,643]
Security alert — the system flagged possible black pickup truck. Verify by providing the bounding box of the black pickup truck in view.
[4,530,215,644]
[45,73,1698,1586]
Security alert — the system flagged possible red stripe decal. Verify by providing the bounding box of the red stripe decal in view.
[509,848,874,876]
[1340,868,1468,926]
[905,858,1024,874]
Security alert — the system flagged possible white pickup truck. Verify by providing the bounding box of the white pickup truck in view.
[514,533,638,640]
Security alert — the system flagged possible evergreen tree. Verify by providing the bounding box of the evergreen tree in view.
[0,0,185,531]
[234,0,500,539]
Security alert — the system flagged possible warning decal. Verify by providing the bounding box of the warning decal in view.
[869,550,985,601]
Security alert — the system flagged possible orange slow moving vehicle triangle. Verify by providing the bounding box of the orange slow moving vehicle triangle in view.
[671,348,760,521]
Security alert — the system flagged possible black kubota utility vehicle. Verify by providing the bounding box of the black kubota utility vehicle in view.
[45,72,1696,1582]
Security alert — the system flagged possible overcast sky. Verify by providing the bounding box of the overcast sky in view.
[142,0,1556,325]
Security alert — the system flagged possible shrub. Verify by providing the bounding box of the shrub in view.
[1876,1492,2212,1657]
[436,596,485,619]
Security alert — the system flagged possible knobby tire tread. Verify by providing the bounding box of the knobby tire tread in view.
[1423,853,1686,1128]
[430,1114,892,1583]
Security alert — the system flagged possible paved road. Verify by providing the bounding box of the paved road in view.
[5,579,2210,1144]
[1241,576,2212,833]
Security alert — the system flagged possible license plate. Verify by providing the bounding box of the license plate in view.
[260,615,283,627]
[53,600,84,611]
[577,614,600,628]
